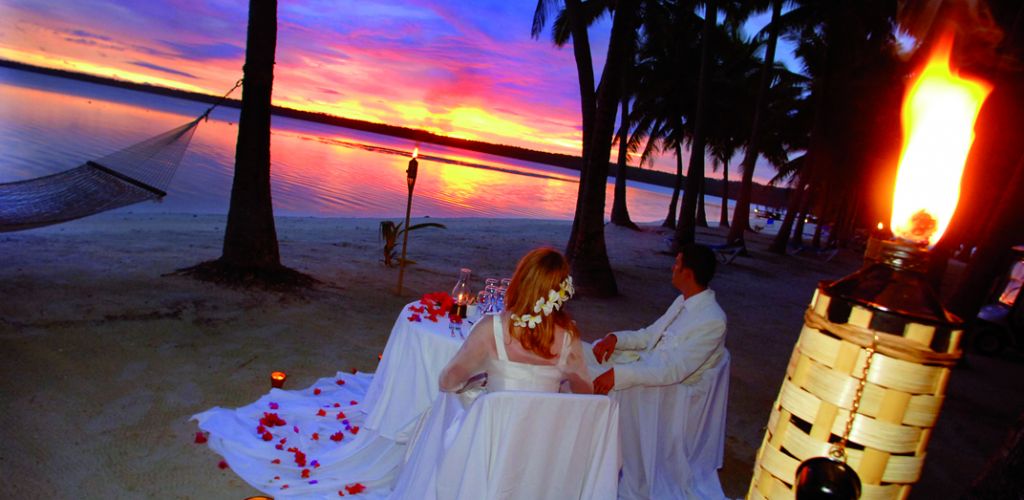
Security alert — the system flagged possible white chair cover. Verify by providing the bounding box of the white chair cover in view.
[391,392,621,500]
[614,350,730,500]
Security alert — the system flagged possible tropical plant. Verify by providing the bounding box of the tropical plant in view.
[379,221,447,268]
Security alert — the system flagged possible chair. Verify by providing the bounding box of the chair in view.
[391,392,621,500]
[711,244,744,264]
[613,350,731,500]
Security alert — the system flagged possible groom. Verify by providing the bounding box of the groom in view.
[591,243,726,394]
[590,243,728,499]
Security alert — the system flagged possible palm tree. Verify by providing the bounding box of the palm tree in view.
[534,0,641,296]
[610,95,639,229]
[727,0,783,247]
[767,0,901,253]
[673,0,719,249]
[184,0,309,285]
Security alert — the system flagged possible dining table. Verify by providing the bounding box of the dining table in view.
[360,301,482,442]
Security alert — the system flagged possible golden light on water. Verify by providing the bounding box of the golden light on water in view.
[890,34,992,246]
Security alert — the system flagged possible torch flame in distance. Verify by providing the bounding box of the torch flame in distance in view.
[890,34,992,246]
[412,147,419,159]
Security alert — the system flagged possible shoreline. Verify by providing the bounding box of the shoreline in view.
[1,213,1021,498]
[0,59,792,208]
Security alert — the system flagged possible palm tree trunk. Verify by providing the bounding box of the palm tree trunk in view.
[611,97,638,229]
[792,189,813,247]
[674,0,717,249]
[769,175,808,254]
[719,158,730,227]
[696,176,709,227]
[563,0,597,254]
[566,0,637,297]
[664,130,684,229]
[727,0,782,247]
[222,0,281,269]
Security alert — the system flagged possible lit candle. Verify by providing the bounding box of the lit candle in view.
[270,371,287,389]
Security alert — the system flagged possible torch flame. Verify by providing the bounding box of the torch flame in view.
[890,34,991,246]
[412,147,419,159]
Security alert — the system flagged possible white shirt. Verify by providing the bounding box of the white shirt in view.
[611,288,727,390]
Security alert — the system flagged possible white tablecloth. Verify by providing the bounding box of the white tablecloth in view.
[362,303,471,441]
[392,392,621,500]
[192,302,468,498]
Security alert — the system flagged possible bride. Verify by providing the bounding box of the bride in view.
[192,248,595,499]
[439,247,591,395]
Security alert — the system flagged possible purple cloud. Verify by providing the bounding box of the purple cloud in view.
[159,41,245,61]
[130,61,198,79]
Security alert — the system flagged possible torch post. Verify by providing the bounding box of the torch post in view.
[396,150,418,295]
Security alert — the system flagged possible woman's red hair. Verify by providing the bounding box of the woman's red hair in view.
[504,248,578,358]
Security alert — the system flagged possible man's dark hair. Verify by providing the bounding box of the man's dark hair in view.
[679,243,716,287]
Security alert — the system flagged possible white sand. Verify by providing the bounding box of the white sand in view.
[1,212,1022,498]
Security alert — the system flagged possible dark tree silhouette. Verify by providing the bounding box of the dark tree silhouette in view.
[182,0,310,287]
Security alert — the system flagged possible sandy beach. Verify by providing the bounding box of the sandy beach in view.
[1,212,1022,499]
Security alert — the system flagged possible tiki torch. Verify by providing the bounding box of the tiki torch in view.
[396,147,419,295]
[748,35,991,499]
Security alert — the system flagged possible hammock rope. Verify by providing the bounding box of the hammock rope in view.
[0,78,243,233]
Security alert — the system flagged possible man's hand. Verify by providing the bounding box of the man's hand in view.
[593,368,615,395]
[592,333,618,363]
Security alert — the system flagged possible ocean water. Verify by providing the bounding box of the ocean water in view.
[0,66,736,223]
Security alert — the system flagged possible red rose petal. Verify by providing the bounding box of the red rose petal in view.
[314,388,322,395]
[194,432,208,444]
[316,409,327,417]
[312,433,319,441]
[349,400,358,405]
[271,458,281,464]
[301,469,310,479]
[336,379,345,385]
[217,460,228,469]
[351,426,360,435]
[336,411,347,420]
[330,431,344,442]
[262,431,273,441]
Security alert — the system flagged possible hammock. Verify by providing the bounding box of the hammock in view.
[0,79,241,233]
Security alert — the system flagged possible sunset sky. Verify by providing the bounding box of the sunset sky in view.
[0,0,788,181]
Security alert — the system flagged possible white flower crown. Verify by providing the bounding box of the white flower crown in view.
[510,276,575,329]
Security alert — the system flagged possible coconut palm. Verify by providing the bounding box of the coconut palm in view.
[727,0,783,246]
[184,0,308,286]
[533,0,642,296]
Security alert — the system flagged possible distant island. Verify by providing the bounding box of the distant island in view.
[0,59,790,208]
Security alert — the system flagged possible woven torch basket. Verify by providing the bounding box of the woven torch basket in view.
[748,287,962,500]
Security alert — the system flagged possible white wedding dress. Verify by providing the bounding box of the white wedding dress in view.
[191,314,594,499]
[390,314,608,500]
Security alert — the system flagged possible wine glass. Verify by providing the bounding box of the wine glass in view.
[477,290,491,315]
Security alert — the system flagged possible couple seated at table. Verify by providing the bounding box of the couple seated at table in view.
[424,244,729,499]
[193,245,727,499]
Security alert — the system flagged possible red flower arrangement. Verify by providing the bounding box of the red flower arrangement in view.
[259,412,287,427]
[417,292,455,322]
[345,483,367,494]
